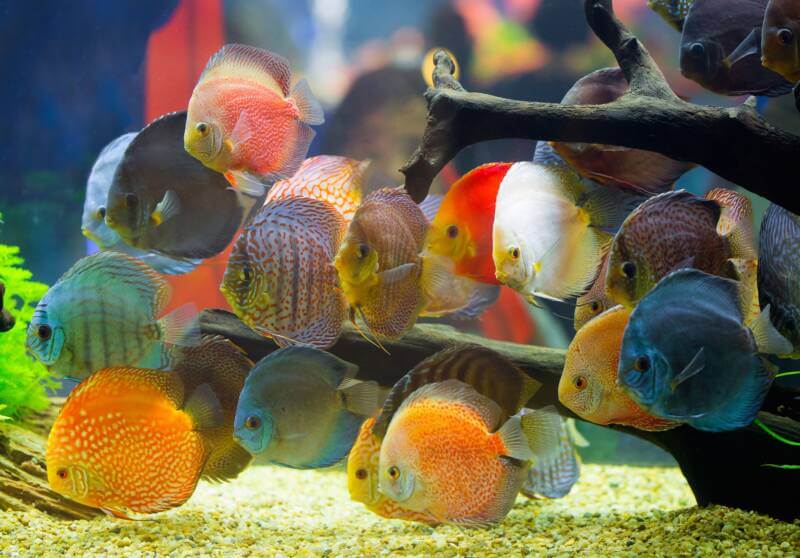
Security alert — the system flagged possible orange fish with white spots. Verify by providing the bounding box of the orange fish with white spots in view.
[184,44,325,197]
[46,336,252,518]
[559,305,678,431]
[378,380,558,527]
[265,155,367,222]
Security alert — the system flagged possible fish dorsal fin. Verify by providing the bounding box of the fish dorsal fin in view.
[724,27,762,68]
[580,184,644,231]
[200,44,291,98]
[750,306,793,356]
[397,379,503,430]
[265,346,360,387]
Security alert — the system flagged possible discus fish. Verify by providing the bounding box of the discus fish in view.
[648,0,695,31]
[619,269,791,432]
[560,305,679,431]
[424,163,512,285]
[758,203,800,357]
[605,190,728,308]
[492,161,630,303]
[334,188,428,339]
[520,416,581,500]
[185,44,325,197]
[265,155,367,222]
[106,111,258,260]
[574,247,613,331]
[762,0,800,82]
[82,132,199,275]
[26,251,198,379]
[552,68,692,194]
[233,346,379,468]
[378,380,560,527]
[680,0,792,97]
[46,336,252,518]
[221,196,347,348]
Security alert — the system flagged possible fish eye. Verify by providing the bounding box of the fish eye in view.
[590,300,601,313]
[196,122,210,137]
[778,28,794,46]
[125,193,138,209]
[446,224,458,239]
[96,207,106,220]
[37,324,52,341]
[56,468,68,480]
[689,42,705,57]
[574,375,587,390]
[387,465,401,480]
[245,415,261,430]
[240,266,253,283]
[355,468,368,480]
[357,243,370,259]
[510,247,520,260]
[621,261,636,278]
[634,356,651,372]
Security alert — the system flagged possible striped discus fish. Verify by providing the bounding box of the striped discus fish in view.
[26,251,197,379]
[521,416,581,499]
[265,155,368,222]
[648,0,695,31]
[221,196,347,348]
[334,188,429,339]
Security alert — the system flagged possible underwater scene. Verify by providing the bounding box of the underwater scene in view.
[1,0,800,555]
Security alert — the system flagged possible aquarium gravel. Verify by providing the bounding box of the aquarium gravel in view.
[0,464,797,557]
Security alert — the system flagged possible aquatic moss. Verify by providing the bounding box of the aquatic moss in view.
[0,239,57,420]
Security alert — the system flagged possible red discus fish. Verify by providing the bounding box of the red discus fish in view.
[185,44,325,197]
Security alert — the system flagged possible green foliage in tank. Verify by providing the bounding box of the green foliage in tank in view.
[0,221,57,420]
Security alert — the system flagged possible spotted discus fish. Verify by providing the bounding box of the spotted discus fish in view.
[334,188,428,339]
[648,0,695,31]
[758,204,800,357]
[605,190,728,308]
[221,196,347,348]
[265,155,367,222]
[46,336,253,518]
[26,251,198,379]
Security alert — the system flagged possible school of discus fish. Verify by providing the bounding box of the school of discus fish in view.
[24,37,800,526]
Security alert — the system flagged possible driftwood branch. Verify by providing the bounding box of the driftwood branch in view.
[400,0,800,213]
[200,310,800,522]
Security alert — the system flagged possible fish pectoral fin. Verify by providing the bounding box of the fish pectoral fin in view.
[151,190,181,226]
[230,111,254,146]
[670,347,706,392]
[723,28,761,68]
[338,378,381,417]
[377,263,419,287]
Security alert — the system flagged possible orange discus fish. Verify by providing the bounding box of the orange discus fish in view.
[559,305,678,431]
[265,155,368,222]
[185,44,325,197]
[378,380,554,527]
[46,336,252,518]
[424,163,512,285]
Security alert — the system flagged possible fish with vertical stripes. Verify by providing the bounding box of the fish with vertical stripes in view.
[26,251,198,379]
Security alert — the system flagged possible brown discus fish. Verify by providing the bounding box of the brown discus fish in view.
[574,246,614,331]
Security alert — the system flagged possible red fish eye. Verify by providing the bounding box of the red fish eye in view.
[245,415,261,430]
[38,324,52,341]
[388,466,400,480]
[446,224,458,238]
[56,468,68,480]
[355,468,368,480]
[634,356,651,372]
[574,376,587,390]
[621,261,636,278]
[778,29,794,46]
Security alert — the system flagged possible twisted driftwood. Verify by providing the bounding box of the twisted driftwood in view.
[400,0,800,213]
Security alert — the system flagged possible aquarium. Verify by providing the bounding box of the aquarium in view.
[1,0,799,556]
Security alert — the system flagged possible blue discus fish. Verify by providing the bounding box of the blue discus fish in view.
[233,347,380,469]
[618,268,792,432]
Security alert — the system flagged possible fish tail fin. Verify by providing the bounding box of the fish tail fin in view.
[581,185,642,231]
[750,305,793,355]
[338,378,381,417]
[159,303,201,347]
[291,78,325,125]
[151,190,181,226]
[521,417,581,499]
[496,415,534,462]
[185,383,224,431]
[418,194,443,223]
[519,407,563,462]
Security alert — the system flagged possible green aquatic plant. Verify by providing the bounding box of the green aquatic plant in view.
[0,234,57,419]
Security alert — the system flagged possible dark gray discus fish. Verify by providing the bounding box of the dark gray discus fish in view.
[680,0,793,96]
[105,111,264,260]
[758,203,800,358]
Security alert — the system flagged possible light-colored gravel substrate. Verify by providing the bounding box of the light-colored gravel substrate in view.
[1,465,797,557]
